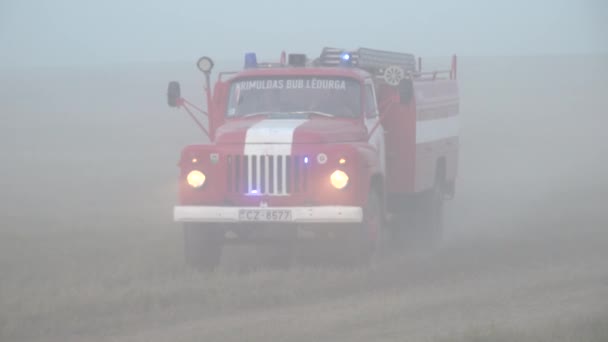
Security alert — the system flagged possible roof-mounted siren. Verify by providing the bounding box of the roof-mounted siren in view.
[244,52,258,69]
[287,53,307,67]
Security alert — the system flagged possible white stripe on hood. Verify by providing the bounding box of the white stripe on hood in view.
[244,119,308,155]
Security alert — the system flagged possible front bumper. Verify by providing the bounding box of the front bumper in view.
[174,206,363,224]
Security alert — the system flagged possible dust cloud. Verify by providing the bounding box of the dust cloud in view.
[0,54,607,341]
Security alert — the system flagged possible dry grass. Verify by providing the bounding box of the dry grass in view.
[435,313,608,342]
[2,201,606,341]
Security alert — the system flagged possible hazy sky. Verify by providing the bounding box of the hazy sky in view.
[1,0,606,67]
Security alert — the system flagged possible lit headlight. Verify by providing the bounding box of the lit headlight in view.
[187,170,206,188]
[330,170,349,189]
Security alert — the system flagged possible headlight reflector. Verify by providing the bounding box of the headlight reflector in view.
[330,170,349,190]
[187,170,206,188]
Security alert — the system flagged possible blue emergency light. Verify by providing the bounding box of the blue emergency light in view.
[339,52,353,67]
[244,53,258,68]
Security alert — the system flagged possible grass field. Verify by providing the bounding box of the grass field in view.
[1,55,607,341]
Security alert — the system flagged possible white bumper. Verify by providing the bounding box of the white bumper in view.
[174,206,363,224]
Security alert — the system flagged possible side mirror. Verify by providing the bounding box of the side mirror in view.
[167,81,181,107]
[399,79,414,105]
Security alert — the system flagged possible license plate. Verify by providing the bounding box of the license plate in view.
[238,209,293,222]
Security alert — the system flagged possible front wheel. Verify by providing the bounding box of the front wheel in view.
[183,223,224,272]
[343,189,386,266]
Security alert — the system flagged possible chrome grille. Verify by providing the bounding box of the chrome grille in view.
[227,155,308,195]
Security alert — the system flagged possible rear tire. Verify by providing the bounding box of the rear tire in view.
[183,223,223,272]
[416,183,444,247]
[387,200,416,249]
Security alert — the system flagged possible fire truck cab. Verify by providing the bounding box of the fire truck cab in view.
[167,48,459,270]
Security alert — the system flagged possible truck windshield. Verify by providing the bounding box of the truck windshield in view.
[226,76,361,118]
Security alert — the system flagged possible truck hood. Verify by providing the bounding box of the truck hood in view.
[215,118,367,145]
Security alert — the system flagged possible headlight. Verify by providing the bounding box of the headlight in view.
[330,170,349,190]
[187,170,206,188]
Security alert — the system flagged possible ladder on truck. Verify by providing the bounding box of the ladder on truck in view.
[316,47,457,82]
[317,47,416,73]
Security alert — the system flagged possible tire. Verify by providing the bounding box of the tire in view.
[387,201,416,249]
[183,223,224,272]
[344,189,385,266]
[415,183,444,247]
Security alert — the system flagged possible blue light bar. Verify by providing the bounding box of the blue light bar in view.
[244,52,258,69]
[339,52,353,67]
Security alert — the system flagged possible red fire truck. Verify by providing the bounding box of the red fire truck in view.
[167,47,459,270]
